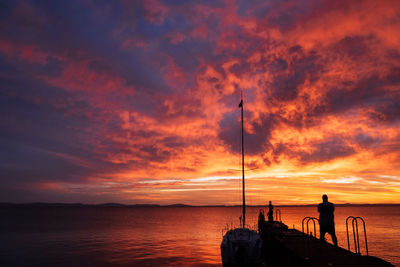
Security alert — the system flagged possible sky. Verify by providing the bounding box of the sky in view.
[0,0,400,205]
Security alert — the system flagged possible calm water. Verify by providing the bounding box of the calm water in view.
[1,205,399,266]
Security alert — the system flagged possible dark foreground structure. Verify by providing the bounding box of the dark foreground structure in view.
[260,221,394,267]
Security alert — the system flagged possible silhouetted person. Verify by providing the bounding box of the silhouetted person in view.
[258,210,265,233]
[318,194,338,246]
[268,201,274,222]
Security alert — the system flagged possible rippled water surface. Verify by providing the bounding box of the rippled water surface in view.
[1,205,399,266]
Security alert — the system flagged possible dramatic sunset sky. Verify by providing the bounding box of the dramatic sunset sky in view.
[1,0,399,205]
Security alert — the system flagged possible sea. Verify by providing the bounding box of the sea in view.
[0,205,399,266]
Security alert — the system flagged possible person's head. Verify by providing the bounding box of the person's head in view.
[269,201,272,204]
[322,194,328,202]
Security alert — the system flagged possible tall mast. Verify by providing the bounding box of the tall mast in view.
[239,98,245,228]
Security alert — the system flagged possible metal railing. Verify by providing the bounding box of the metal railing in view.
[302,217,319,237]
[346,216,368,255]
[275,209,282,222]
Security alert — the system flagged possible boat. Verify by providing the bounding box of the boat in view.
[220,99,262,266]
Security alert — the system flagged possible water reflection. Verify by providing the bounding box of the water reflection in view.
[0,206,399,266]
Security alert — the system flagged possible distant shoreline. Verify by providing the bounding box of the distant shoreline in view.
[1,202,399,208]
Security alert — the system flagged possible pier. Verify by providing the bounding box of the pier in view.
[260,221,394,267]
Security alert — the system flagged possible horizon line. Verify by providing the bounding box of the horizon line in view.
[1,202,400,207]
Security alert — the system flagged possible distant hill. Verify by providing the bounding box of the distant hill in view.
[0,202,160,208]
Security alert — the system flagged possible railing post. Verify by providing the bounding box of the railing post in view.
[351,218,358,254]
[346,216,369,256]
[305,217,319,237]
[346,216,355,251]
[313,218,316,237]
[306,218,312,236]
[355,217,368,256]
[275,209,282,222]
[355,219,360,254]
[361,218,369,256]
[302,217,311,233]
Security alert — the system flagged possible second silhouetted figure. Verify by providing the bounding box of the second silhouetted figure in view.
[268,201,274,222]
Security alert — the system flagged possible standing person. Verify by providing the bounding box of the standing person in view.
[318,194,338,246]
[267,201,274,222]
[258,210,265,233]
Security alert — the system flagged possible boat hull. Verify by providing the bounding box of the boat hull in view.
[221,228,262,266]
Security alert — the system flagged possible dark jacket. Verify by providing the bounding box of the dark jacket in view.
[318,201,334,226]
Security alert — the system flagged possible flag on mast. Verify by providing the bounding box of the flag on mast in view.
[238,99,243,108]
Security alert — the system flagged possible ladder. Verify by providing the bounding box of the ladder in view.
[346,216,369,256]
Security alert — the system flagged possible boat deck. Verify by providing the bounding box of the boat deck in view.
[260,221,394,267]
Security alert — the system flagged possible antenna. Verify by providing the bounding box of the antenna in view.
[239,95,245,228]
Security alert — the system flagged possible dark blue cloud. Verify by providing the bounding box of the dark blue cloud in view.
[0,0,174,97]
[300,139,355,163]
[218,111,275,155]
[270,50,323,102]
